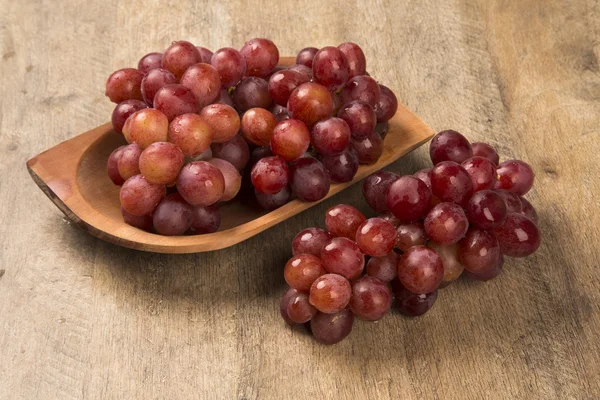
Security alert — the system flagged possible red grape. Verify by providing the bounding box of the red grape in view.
[312,46,349,91]
[176,161,225,206]
[161,40,202,79]
[296,47,319,67]
[196,46,213,64]
[139,142,184,185]
[105,68,144,103]
[111,100,148,133]
[520,197,538,223]
[355,218,397,257]
[286,292,317,324]
[199,103,240,144]
[310,309,354,345]
[472,142,500,165]
[495,160,535,196]
[430,161,474,206]
[232,77,272,111]
[494,213,541,257]
[495,189,523,213]
[427,241,464,286]
[120,174,166,216]
[320,148,359,183]
[320,237,365,280]
[290,157,330,201]
[458,228,501,274]
[337,100,376,139]
[340,75,380,107]
[141,68,177,105]
[351,130,383,164]
[121,206,153,231]
[466,190,507,230]
[325,204,366,239]
[153,84,199,121]
[381,213,402,228]
[337,42,366,79]
[292,228,333,257]
[462,156,497,192]
[270,119,311,162]
[309,273,352,314]
[398,245,444,294]
[424,202,469,244]
[373,85,398,122]
[217,88,235,107]
[366,252,398,282]
[311,117,351,155]
[349,276,392,321]
[250,156,290,194]
[392,280,438,316]
[180,63,221,108]
[117,143,142,180]
[255,186,291,210]
[268,70,309,107]
[241,107,278,146]
[137,52,163,74]
[429,130,473,165]
[466,254,504,281]
[395,222,427,251]
[152,193,193,236]
[209,158,241,201]
[211,134,250,171]
[386,176,432,223]
[362,170,399,213]
[107,146,126,186]
[288,64,313,81]
[240,38,279,77]
[287,82,333,128]
[413,168,432,190]
[168,113,212,158]
[211,47,246,88]
[189,204,221,234]
[280,287,299,325]
[284,253,326,292]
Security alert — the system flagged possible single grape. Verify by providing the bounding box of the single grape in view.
[413,168,432,190]
[180,63,221,109]
[458,228,501,274]
[337,42,366,79]
[366,252,398,282]
[287,82,333,128]
[288,64,313,81]
[137,52,163,74]
[392,279,438,316]
[161,40,202,79]
[232,77,272,111]
[429,130,473,165]
[176,161,225,206]
[280,287,299,325]
[292,228,333,257]
[240,38,279,77]
[427,241,464,286]
[355,218,397,257]
[362,170,399,213]
[290,157,330,201]
[111,100,148,133]
[268,69,309,106]
[320,148,359,183]
[211,47,246,88]
[153,84,199,121]
[196,46,214,64]
[424,202,469,244]
[199,103,240,144]
[312,46,350,91]
[472,142,500,165]
[208,158,242,201]
[466,190,507,230]
[139,142,184,185]
[494,213,541,257]
[520,197,538,223]
[250,156,290,194]
[270,119,311,162]
[141,68,178,105]
[107,145,126,186]
[337,100,376,140]
[495,160,535,196]
[120,174,166,216]
[309,273,352,314]
[284,253,326,292]
[152,193,193,236]
[211,134,250,170]
[311,117,351,156]
[495,189,523,213]
[310,309,354,345]
[117,143,142,180]
[286,292,318,324]
[373,85,398,122]
[340,75,380,107]
[271,104,290,122]
[462,156,497,192]
[105,68,144,103]
[395,222,427,251]
[349,276,392,321]
[397,245,444,294]
[430,161,474,206]
[121,206,153,231]
[241,107,278,146]
[351,130,383,165]
[320,237,365,280]
[466,254,504,281]
[168,113,212,158]
[386,176,432,223]
[189,204,221,234]
[255,186,291,210]
[296,47,319,67]
[325,204,366,239]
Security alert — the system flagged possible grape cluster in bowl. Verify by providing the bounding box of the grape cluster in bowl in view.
[105,39,398,236]
[280,130,541,344]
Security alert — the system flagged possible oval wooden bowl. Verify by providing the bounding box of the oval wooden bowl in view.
[27,57,434,253]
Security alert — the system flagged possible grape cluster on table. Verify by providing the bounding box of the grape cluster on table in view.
[280,129,541,345]
[105,39,399,236]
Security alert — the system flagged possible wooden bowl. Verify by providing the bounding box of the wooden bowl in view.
[27,58,434,253]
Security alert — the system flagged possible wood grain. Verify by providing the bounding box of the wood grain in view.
[1,0,599,399]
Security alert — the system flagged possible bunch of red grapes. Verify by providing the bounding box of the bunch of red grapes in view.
[104,39,398,235]
[280,129,541,345]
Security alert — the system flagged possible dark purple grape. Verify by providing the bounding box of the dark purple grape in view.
[397,246,443,294]
[349,276,392,321]
[351,130,383,165]
[189,204,221,234]
[362,170,399,213]
[255,186,291,211]
[430,161,474,206]
[387,176,432,223]
[296,47,319,67]
[429,130,473,165]
[310,309,354,345]
[424,202,469,244]
[111,100,148,133]
[250,146,273,166]
[232,77,272,112]
[152,193,193,236]
[462,156,497,192]
[312,46,350,91]
[337,100,376,139]
[520,197,538,223]
[340,75,380,107]
[392,280,438,316]
[494,213,541,257]
[337,42,366,78]
[290,157,330,201]
[374,85,398,122]
[321,148,359,183]
[271,104,290,122]
[495,160,535,196]
[472,142,500,165]
[137,52,163,74]
[466,190,507,230]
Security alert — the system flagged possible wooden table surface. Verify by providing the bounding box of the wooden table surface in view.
[1,1,599,399]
